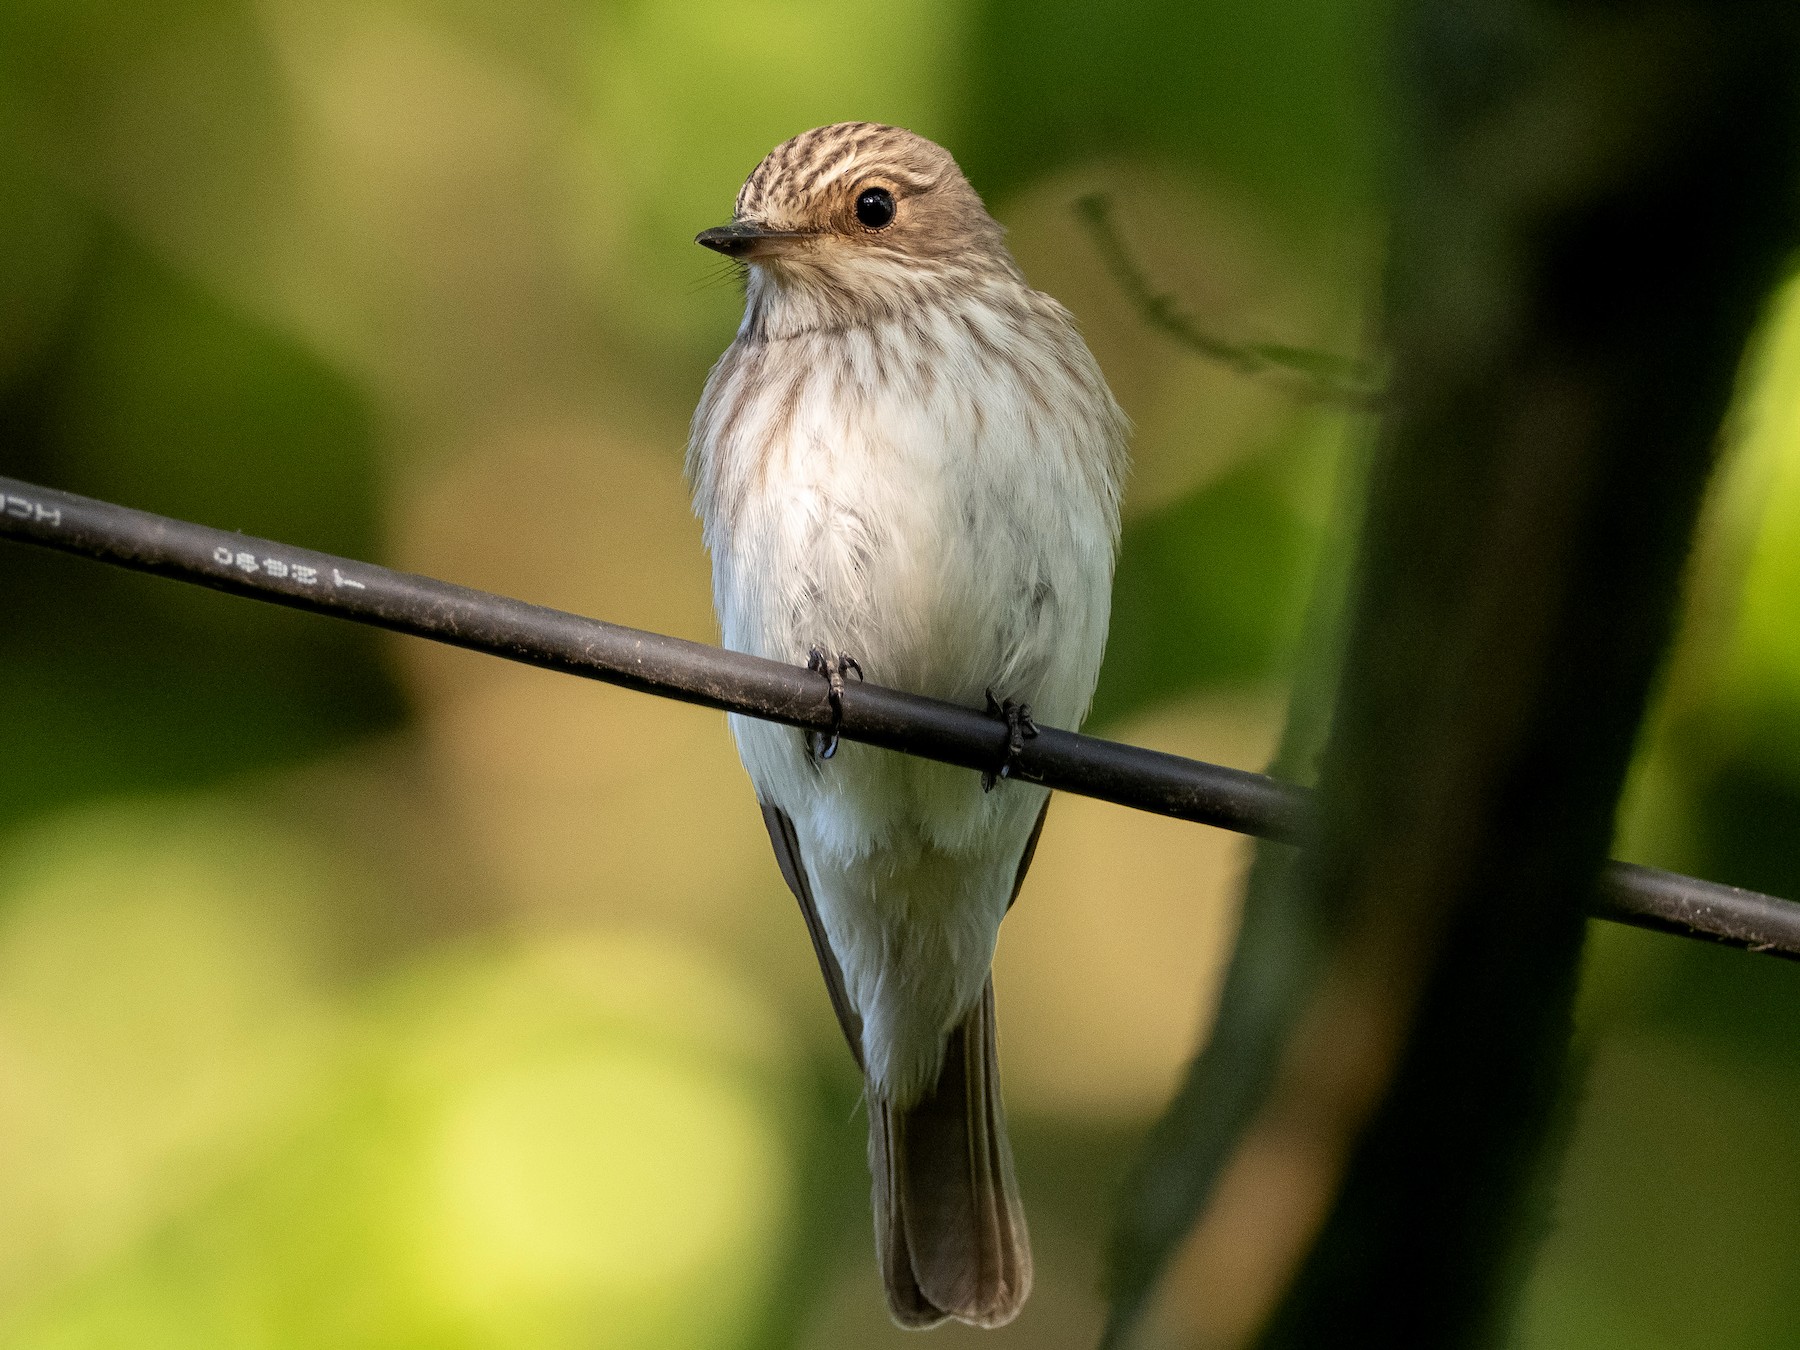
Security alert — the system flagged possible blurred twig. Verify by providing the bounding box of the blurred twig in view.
[2,473,1798,967]
[1073,193,1384,409]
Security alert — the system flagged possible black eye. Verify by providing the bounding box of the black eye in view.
[855,187,896,230]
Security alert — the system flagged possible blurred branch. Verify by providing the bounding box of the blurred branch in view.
[3,473,1798,966]
[1074,193,1384,409]
[1100,445,1366,1349]
[1107,4,1799,1349]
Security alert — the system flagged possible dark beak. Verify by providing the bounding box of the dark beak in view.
[695,221,812,260]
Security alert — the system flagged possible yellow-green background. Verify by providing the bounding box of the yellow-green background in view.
[1,1,1797,1345]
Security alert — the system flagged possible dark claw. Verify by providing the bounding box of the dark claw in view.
[807,647,862,761]
[982,689,1039,791]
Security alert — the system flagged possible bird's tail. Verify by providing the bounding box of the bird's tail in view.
[869,977,1032,1329]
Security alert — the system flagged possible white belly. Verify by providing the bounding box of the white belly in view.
[693,311,1120,1100]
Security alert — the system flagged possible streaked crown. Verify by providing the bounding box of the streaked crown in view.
[703,123,1013,278]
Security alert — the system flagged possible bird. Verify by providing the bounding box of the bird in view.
[687,122,1127,1328]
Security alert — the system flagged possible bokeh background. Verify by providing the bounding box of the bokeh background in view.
[0,1,1797,1346]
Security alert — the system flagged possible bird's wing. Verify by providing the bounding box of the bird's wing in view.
[1008,796,1051,912]
[759,800,865,1070]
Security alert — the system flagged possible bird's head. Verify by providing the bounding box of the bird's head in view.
[696,123,1015,312]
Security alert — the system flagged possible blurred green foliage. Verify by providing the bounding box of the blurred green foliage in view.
[961,0,1380,234]
[1094,424,1333,726]
[0,0,1796,1347]
[0,220,402,827]
[0,802,808,1350]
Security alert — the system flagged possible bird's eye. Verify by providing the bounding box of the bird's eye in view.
[854,187,896,230]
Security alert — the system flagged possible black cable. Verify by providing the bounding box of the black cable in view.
[3,473,1794,960]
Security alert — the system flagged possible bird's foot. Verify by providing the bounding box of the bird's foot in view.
[982,690,1038,791]
[807,647,863,761]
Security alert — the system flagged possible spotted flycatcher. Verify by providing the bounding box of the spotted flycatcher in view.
[688,123,1127,1328]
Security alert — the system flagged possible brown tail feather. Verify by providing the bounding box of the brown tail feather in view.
[871,978,1032,1329]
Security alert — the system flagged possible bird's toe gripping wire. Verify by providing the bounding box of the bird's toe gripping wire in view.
[807,647,863,761]
[982,690,1039,792]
